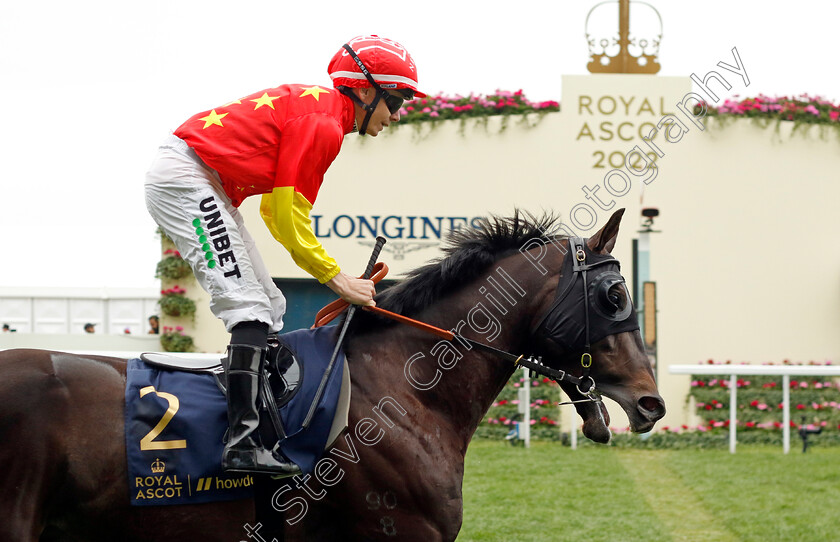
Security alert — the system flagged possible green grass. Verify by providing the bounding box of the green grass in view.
[458,441,840,542]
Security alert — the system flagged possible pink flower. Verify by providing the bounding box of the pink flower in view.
[829,110,839,121]
[421,107,431,113]
[430,111,439,117]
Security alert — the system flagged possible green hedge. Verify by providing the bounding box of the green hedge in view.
[475,361,840,449]
[688,367,840,430]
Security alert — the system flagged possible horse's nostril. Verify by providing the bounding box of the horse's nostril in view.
[638,396,665,419]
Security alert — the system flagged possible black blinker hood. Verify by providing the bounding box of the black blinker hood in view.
[535,237,640,353]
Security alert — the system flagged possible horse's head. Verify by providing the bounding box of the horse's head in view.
[527,209,665,443]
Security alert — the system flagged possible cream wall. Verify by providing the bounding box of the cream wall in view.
[187,74,840,429]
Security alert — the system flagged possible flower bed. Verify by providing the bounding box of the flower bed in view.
[155,249,193,280]
[687,359,840,432]
[158,285,196,319]
[475,359,840,448]
[160,325,194,352]
[395,90,559,136]
[393,91,839,141]
[476,373,563,440]
[698,94,840,137]
[391,90,840,142]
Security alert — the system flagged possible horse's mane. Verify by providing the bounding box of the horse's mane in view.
[351,210,566,332]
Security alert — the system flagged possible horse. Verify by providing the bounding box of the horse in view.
[0,209,665,542]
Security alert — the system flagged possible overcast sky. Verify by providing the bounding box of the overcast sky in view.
[1,0,837,289]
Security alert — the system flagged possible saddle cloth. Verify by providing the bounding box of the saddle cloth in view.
[124,326,350,507]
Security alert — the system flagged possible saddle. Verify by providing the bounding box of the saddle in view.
[138,331,351,467]
[140,336,303,413]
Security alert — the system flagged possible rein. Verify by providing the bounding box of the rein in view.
[312,262,601,403]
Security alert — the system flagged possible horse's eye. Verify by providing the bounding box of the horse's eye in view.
[607,285,626,310]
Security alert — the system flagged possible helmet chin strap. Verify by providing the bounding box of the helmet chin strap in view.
[338,86,382,136]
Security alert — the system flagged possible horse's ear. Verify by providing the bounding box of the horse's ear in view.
[587,209,625,254]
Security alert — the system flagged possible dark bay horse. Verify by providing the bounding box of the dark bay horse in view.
[0,209,665,542]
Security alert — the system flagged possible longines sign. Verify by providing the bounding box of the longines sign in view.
[312,214,484,240]
[311,214,488,261]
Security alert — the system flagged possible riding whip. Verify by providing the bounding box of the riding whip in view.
[302,236,386,429]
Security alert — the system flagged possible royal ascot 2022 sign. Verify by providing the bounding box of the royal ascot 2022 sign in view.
[575,94,675,169]
[562,75,692,172]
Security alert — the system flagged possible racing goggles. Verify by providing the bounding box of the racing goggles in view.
[382,92,406,115]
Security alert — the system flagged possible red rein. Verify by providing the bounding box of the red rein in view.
[311,262,455,341]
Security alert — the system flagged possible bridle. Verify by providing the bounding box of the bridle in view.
[314,236,638,405]
[531,237,639,402]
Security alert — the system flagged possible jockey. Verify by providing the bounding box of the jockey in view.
[144,35,424,476]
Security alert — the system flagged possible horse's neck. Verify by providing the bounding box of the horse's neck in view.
[390,254,548,448]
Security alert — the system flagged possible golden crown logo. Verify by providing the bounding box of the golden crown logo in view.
[586,0,662,74]
[151,458,166,474]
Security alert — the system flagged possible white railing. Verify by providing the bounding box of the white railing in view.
[0,287,158,335]
[0,330,222,361]
[670,364,840,454]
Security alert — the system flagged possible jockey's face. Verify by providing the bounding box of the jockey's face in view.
[353,87,402,136]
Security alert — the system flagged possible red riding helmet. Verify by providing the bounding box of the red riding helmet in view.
[328,35,426,98]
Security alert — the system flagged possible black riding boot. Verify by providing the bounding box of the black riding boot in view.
[221,344,301,476]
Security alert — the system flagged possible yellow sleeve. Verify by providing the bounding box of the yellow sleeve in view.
[260,187,340,283]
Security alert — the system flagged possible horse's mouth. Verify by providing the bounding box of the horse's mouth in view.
[564,382,666,444]
[597,383,667,435]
